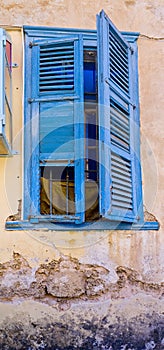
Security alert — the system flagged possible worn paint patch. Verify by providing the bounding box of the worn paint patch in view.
[1,0,25,10]
[125,0,136,6]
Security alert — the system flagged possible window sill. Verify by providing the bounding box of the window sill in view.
[5,219,159,231]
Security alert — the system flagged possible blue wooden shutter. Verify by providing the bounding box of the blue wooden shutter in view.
[28,35,85,223]
[38,38,79,159]
[97,10,138,223]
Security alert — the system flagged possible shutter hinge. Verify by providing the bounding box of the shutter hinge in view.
[129,102,137,109]
[130,47,134,54]
[28,98,35,103]
[29,42,38,48]
[105,77,110,86]
[2,35,6,46]
[0,114,5,125]
[101,73,103,83]
[107,209,112,215]
[12,63,19,68]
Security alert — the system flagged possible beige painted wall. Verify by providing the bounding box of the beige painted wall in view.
[0,28,22,222]
[0,0,163,283]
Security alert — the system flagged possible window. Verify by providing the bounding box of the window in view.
[23,10,145,228]
[0,28,13,156]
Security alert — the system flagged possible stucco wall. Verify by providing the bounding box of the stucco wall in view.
[0,1,163,349]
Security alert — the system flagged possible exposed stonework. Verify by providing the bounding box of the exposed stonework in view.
[6,199,22,221]
[114,266,164,298]
[0,253,163,305]
[0,252,111,302]
[35,257,110,299]
[0,252,33,300]
[144,206,158,222]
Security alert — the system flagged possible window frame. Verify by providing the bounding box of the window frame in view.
[25,34,85,224]
[5,22,159,231]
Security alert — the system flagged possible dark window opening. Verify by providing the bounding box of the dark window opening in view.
[40,166,75,216]
[84,50,99,220]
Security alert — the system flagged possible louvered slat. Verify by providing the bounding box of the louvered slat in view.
[40,74,74,82]
[110,52,129,80]
[110,51,129,76]
[40,55,74,64]
[111,152,133,211]
[40,44,74,52]
[39,42,74,93]
[112,187,132,198]
[40,63,74,72]
[111,103,129,125]
[112,201,133,210]
[111,111,129,132]
[109,27,129,95]
[112,194,132,205]
[110,101,130,151]
[40,49,74,57]
[40,62,74,68]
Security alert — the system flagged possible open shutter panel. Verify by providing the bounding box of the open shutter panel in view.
[97,10,137,223]
[30,36,85,223]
